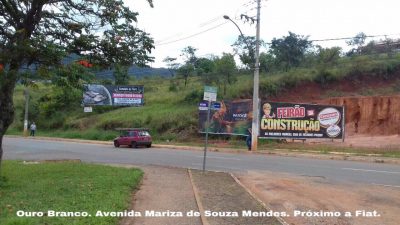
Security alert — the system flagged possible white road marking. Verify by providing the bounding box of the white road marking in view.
[342,168,400,174]
[372,183,400,188]
[194,156,241,161]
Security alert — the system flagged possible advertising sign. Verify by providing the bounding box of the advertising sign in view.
[259,102,345,139]
[82,84,144,106]
[199,99,253,136]
[203,86,217,102]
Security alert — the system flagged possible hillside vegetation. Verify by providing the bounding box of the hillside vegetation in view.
[8,52,400,143]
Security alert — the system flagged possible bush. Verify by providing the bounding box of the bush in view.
[183,89,202,103]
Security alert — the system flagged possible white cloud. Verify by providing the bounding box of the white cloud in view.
[126,0,400,67]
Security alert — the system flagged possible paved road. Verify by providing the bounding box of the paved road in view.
[4,137,400,187]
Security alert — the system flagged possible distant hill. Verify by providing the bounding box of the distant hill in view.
[63,54,171,80]
[95,65,171,80]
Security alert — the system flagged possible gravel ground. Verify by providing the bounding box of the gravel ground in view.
[190,170,283,225]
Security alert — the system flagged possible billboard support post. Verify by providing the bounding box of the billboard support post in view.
[342,105,346,143]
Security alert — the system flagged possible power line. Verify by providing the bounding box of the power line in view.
[309,33,400,42]
[154,16,224,45]
[155,22,228,46]
[259,33,400,46]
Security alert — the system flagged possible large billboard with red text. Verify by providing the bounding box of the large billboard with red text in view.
[259,102,345,139]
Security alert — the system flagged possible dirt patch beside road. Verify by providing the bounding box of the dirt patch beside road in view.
[237,171,400,225]
[190,170,283,225]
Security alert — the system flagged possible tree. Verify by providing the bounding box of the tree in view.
[177,63,194,87]
[215,53,237,95]
[195,57,215,76]
[178,46,198,87]
[0,0,155,174]
[232,35,265,70]
[163,56,179,77]
[315,46,342,85]
[346,32,367,55]
[180,46,198,65]
[196,57,218,85]
[315,46,342,65]
[259,52,276,73]
[114,64,129,85]
[269,32,312,71]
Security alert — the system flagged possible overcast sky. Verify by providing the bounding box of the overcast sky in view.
[127,0,400,67]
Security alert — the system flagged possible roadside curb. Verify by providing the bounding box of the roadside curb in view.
[188,169,210,225]
[230,173,290,225]
[5,135,112,145]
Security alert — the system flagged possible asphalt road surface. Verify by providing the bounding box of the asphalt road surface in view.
[3,137,400,188]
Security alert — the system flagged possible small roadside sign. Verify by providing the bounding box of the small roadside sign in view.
[84,107,93,113]
[203,86,217,102]
[198,102,208,111]
[211,102,221,110]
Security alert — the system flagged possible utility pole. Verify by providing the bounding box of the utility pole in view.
[251,0,261,151]
[23,88,29,136]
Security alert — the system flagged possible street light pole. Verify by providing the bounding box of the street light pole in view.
[251,0,261,151]
[223,0,261,151]
[223,15,252,57]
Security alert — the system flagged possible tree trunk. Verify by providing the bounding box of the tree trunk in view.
[0,135,3,175]
[0,71,18,175]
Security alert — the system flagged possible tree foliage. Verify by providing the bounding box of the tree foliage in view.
[215,53,237,95]
[346,32,367,55]
[163,56,179,77]
[114,64,129,85]
[0,0,155,173]
[178,46,198,86]
[177,63,194,87]
[269,32,312,71]
[232,35,265,69]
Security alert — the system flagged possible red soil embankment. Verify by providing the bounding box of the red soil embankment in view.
[320,95,400,136]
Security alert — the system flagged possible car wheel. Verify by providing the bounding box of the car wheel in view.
[131,142,137,148]
[114,141,120,148]
[146,144,152,148]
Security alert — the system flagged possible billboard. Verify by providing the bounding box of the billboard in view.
[82,84,144,106]
[259,102,345,139]
[198,99,253,136]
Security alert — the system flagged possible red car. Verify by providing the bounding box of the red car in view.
[114,128,152,148]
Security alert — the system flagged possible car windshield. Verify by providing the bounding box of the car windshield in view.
[138,131,150,136]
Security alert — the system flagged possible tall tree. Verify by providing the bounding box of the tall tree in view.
[114,64,129,85]
[346,32,367,55]
[195,57,215,76]
[259,52,276,73]
[178,46,198,86]
[232,35,265,70]
[215,53,237,95]
[269,32,312,71]
[0,0,155,174]
[163,56,179,77]
[180,46,198,65]
[177,63,194,87]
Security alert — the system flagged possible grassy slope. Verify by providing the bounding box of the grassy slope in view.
[7,53,400,144]
[0,161,143,225]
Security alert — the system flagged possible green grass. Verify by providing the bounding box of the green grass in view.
[0,161,143,225]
